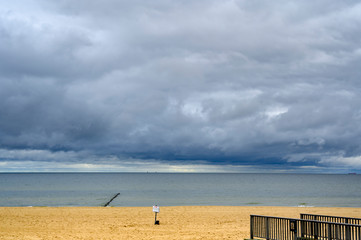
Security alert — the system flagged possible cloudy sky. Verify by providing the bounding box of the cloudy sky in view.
[1,0,361,173]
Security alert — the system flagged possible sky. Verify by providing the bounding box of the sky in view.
[1,0,361,173]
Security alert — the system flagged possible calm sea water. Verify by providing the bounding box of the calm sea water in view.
[0,173,360,207]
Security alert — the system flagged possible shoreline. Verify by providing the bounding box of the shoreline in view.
[1,206,361,239]
[3,205,361,208]
[3,203,361,207]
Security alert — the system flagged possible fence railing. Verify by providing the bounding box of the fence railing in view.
[301,214,361,226]
[250,215,361,240]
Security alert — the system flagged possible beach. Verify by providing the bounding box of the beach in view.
[1,206,361,239]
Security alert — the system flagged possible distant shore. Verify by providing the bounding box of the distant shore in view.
[1,206,361,239]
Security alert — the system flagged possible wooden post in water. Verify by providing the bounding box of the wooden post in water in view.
[104,193,120,207]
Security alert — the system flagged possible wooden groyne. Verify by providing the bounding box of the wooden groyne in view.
[104,193,120,207]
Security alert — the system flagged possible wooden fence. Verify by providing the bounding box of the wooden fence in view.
[301,213,361,226]
[250,215,361,240]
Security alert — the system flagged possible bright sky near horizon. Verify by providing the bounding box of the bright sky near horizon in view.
[1,0,361,173]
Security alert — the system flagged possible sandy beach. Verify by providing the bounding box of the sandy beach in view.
[1,206,361,239]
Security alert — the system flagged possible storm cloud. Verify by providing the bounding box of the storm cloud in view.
[1,0,361,172]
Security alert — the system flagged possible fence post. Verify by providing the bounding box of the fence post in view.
[314,221,318,240]
[328,223,332,240]
[299,214,304,238]
[300,220,304,238]
[294,230,298,240]
[250,215,254,239]
[266,217,269,240]
[293,220,298,240]
[346,225,351,240]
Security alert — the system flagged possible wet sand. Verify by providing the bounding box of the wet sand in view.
[1,206,361,239]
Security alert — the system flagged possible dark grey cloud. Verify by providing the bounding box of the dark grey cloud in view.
[1,0,361,172]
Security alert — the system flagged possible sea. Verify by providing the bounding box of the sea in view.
[0,173,360,207]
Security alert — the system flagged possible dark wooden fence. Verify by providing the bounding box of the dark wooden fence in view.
[301,214,361,226]
[250,215,361,240]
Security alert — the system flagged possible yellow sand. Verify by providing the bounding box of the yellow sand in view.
[1,206,361,239]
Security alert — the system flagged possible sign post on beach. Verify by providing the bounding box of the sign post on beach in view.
[153,205,160,225]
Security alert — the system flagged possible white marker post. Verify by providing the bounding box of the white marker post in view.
[153,205,160,225]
